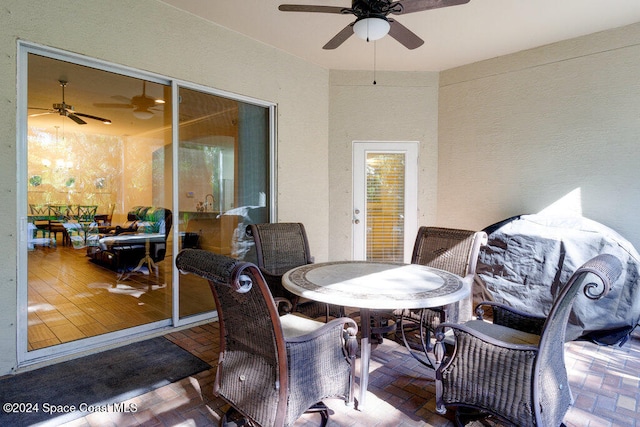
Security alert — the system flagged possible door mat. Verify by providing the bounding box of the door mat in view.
[0,336,211,426]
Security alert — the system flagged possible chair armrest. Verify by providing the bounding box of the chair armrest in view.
[475,301,546,335]
[285,317,358,344]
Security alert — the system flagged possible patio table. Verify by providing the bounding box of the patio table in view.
[282,261,467,408]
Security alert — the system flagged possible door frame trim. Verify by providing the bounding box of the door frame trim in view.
[352,141,419,263]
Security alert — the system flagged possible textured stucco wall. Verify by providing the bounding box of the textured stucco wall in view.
[438,23,640,248]
[328,70,440,261]
[0,0,329,374]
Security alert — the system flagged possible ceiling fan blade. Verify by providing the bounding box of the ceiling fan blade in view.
[74,112,112,124]
[388,20,424,49]
[323,24,355,50]
[67,113,87,125]
[74,112,111,124]
[395,0,470,14]
[279,5,346,14]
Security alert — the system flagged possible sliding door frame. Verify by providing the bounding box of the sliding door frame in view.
[16,41,276,367]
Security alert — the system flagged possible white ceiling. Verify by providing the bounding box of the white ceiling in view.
[160,0,640,71]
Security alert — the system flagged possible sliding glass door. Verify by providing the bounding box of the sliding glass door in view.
[175,86,270,319]
[20,44,274,362]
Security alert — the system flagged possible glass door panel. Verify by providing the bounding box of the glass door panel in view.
[22,46,274,358]
[353,142,418,263]
[366,153,406,262]
[26,53,172,351]
[177,87,270,319]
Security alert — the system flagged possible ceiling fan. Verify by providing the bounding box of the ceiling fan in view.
[94,81,165,120]
[29,80,112,125]
[279,0,471,50]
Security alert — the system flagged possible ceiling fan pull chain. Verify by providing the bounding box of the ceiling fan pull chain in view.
[373,41,377,85]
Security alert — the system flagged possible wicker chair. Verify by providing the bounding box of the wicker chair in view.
[434,253,623,427]
[375,227,486,350]
[175,249,358,427]
[402,227,488,342]
[247,223,340,319]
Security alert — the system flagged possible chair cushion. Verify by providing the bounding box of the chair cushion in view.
[464,319,541,346]
[280,313,325,339]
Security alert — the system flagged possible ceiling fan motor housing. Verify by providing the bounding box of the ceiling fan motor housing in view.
[349,0,401,18]
[53,102,72,112]
[279,0,470,49]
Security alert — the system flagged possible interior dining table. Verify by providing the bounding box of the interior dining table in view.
[282,260,467,409]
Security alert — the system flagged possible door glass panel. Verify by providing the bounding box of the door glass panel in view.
[177,87,270,319]
[27,53,172,350]
[366,153,406,262]
[24,49,274,354]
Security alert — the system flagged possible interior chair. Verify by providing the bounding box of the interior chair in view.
[60,205,99,247]
[27,222,54,250]
[47,204,70,243]
[28,204,54,235]
[30,204,73,246]
[76,204,98,223]
[247,222,340,319]
[175,249,358,427]
[94,203,116,228]
[434,253,622,427]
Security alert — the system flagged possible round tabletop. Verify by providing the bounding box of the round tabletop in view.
[282,261,468,310]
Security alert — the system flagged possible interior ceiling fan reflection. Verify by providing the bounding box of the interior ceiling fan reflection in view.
[279,0,471,50]
[94,81,165,120]
[29,80,112,125]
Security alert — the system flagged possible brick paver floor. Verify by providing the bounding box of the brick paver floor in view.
[60,323,639,427]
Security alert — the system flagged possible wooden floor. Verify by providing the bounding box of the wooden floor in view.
[27,242,215,351]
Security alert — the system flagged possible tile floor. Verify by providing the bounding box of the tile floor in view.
[58,323,639,427]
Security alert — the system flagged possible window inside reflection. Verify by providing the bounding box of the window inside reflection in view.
[25,52,271,351]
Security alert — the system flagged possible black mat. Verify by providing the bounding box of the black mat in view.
[0,336,211,426]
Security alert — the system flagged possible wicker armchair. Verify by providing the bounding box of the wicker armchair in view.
[175,249,358,427]
[434,253,623,427]
[403,227,488,339]
[247,223,340,319]
[379,227,486,351]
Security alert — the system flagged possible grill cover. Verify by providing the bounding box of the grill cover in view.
[476,213,640,345]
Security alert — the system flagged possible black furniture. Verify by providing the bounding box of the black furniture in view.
[87,206,172,272]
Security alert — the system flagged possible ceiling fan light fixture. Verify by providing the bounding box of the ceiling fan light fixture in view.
[353,17,390,42]
[132,109,154,120]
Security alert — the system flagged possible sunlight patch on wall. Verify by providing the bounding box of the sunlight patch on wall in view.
[538,188,583,217]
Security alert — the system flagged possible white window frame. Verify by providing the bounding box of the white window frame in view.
[16,41,277,367]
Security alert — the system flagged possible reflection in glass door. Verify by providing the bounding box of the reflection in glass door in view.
[21,45,275,362]
[176,87,271,319]
[26,53,173,351]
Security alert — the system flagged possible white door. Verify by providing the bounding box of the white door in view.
[353,141,418,262]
